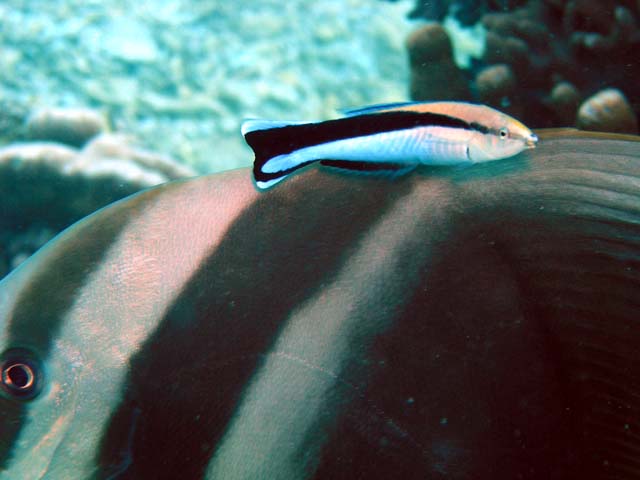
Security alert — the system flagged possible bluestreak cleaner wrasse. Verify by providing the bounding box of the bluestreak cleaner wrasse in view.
[242,101,538,189]
[1,131,640,479]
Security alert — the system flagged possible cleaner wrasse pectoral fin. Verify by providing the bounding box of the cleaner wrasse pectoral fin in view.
[0,132,639,479]
[242,101,538,189]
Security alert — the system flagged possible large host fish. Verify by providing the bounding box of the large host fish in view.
[0,131,639,479]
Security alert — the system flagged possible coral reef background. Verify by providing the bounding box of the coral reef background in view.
[0,0,413,279]
[396,0,640,132]
[0,0,412,172]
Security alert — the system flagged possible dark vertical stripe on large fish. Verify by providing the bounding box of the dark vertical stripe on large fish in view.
[7,190,165,352]
[0,189,164,468]
[96,132,640,479]
[1,132,639,479]
[95,177,415,479]
[308,134,640,479]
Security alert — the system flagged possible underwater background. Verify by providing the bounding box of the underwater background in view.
[1,0,639,279]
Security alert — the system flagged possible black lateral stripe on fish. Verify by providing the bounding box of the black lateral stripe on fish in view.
[246,111,473,188]
[242,102,538,189]
[319,160,416,179]
[244,110,473,160]
[319,159,410,172]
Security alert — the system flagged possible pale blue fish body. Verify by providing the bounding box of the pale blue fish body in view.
[243,101,538,189]
[1,132,640,479]
[258,126,473,173]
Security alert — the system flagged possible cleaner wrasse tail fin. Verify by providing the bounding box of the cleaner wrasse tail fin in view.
[242,119,318,189]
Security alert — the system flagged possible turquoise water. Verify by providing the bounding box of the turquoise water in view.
[0,0,412,173]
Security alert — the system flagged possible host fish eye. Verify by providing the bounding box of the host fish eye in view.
[1,349,43,400]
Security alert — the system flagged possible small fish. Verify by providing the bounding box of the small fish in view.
[242,101,538,189]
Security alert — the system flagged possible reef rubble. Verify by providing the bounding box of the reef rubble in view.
[0,0,412,173]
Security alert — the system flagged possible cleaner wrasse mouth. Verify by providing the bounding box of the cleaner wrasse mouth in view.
[525,132,538,148]
[0,130,638,479]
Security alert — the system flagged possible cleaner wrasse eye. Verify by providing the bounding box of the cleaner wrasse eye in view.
[242,101,538,189]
